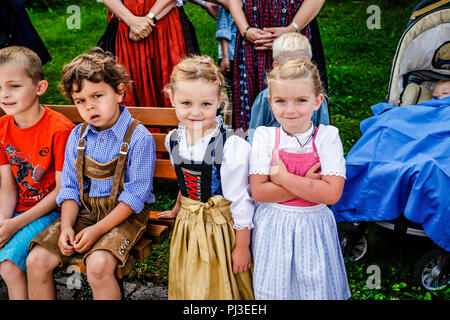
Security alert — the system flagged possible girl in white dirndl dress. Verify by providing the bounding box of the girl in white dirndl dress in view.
[249,59,351,300]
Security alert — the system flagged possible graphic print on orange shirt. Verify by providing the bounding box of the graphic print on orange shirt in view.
[3,142,54,208]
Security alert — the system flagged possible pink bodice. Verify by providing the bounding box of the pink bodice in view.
[271,127,320,207]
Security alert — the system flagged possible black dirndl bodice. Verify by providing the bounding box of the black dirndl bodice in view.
[169,125,233,203]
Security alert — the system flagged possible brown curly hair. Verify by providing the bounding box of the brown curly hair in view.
[60,47,131,102]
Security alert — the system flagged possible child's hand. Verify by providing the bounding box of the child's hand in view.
[220,57,231,73]
[305,162,322,180]
[58,227,75,256]
[0,218,18,249]
[269,150,288,185]
[231,245,252,274]
[157,207,179,219]
[157,194,181,219]
[73,225,102,253]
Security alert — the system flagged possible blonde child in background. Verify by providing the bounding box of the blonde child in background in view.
[247,32,330,144]
[158,55,254,300]
[0,46,74,299]
[250,59,350,300]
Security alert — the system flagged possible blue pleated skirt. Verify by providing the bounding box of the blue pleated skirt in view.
[0,210,60,272]
[251,202,351,300]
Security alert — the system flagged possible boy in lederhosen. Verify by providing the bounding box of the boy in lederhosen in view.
[26,48,156,300]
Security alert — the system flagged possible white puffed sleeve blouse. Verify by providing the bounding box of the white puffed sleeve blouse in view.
[165,116,255,230]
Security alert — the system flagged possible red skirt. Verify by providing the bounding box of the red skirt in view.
[114,0,187,108]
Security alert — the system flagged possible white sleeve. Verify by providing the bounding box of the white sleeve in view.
[221,136,255,230]
[315,125,346,178]
[249,126,272,175]
[164,129,176,165]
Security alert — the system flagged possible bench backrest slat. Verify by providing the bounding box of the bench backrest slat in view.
[0,105,178,180]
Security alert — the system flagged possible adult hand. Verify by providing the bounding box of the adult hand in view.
[128,15,153,41]
[0,218,19,249]
[73,225,102,253]
[204,2,219,19]
[244,27,272,46]
[231,245,252,274]
[58,227,76,256]
[255,26,295,50]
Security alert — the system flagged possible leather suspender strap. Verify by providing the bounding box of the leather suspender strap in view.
[75,120,141,214]
[76,122,90,212]
[107,119,140,210]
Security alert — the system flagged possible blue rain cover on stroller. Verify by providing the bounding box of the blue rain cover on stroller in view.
[332,97,450,251]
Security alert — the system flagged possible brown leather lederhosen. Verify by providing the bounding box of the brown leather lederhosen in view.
[29,119,149,268]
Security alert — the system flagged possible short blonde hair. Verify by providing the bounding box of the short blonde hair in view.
[165,55,224,94]
[434,79,450,89]
[0,46,44,83]
[272,33,312,64]
[268,58,323,96]
[60,47,130,102]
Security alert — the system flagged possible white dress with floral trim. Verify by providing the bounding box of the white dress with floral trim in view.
[249,124,351,300]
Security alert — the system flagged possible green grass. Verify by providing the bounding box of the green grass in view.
[29,1,217,105]
[26,1,450,299]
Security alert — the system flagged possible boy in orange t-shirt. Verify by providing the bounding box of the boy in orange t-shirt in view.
[0,46,74,300]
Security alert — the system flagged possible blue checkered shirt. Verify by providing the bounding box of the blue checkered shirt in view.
[57,106,155,213]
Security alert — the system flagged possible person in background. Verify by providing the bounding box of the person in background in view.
[229,0,327,133]
[102,0,197,108]
[247,32,329,144]
[0,0,51,65]
[215,4,237,128]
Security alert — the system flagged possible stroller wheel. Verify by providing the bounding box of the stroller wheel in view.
[413,249,449,291]
[340,235,368,262]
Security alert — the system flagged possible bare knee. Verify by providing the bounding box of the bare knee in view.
[0,260,24,282]
[86,251,117,284]
[26,246,59,276]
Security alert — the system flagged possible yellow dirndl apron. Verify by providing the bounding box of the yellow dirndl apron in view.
[168,194,254,300]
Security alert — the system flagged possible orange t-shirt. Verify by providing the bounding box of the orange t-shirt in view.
[0,106,75,212]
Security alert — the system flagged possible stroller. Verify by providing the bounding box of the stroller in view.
[333,0,450,291]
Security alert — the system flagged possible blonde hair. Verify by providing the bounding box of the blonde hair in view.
[268,59,323,96]
[272,33,312,64]
[164,55,224,95]
[60,47,130,102]
[0,46,44,83]
[434,79,450,88]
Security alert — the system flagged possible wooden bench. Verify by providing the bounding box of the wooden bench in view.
[1,105,178,279]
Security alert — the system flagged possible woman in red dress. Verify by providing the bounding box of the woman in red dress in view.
[103,0,190,108]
